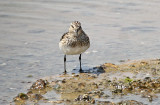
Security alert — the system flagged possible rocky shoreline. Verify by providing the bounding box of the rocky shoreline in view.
[13,59,160,105]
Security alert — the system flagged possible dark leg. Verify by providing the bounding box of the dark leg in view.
[64,55,67,73]
[79,54,82,71]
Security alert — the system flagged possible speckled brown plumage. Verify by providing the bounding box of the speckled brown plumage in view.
[59,21,90,73]
[59,21,90,55]
[60,31,89,48]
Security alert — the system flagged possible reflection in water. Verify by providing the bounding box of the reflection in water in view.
[0,0,160,104]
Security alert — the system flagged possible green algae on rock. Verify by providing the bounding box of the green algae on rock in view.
[14,93,28,101]
[13,93,28,105]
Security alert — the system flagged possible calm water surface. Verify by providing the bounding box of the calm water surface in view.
[0,0,160,104]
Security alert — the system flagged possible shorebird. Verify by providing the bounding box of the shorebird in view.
[59,21,90,73]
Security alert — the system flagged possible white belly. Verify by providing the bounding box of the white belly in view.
[59,43,89,55]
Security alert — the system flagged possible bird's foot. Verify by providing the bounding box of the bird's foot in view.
[63,71,67,74]
[79,69,83,73]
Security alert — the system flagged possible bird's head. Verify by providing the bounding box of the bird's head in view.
[69,21,82,34]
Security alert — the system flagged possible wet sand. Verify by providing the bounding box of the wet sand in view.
[0,0,160,104]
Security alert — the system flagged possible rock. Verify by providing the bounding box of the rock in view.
[13,93,28,103]
[75,93,95,104]
[144,77,151,82]
[27,75,33,78]
[17,93,28,100]
[30,94,43,101]
[101,63,118,72]
[30,79,49,90]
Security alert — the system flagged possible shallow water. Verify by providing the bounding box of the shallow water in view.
[0,0,160,104]
[102,90,160,105]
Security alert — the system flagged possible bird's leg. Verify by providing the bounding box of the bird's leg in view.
[79,54,82,71]
[64,55,67,73]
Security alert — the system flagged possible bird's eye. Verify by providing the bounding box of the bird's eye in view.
[71,25,74,28]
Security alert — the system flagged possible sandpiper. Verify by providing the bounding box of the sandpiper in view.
[59,21,90,73]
